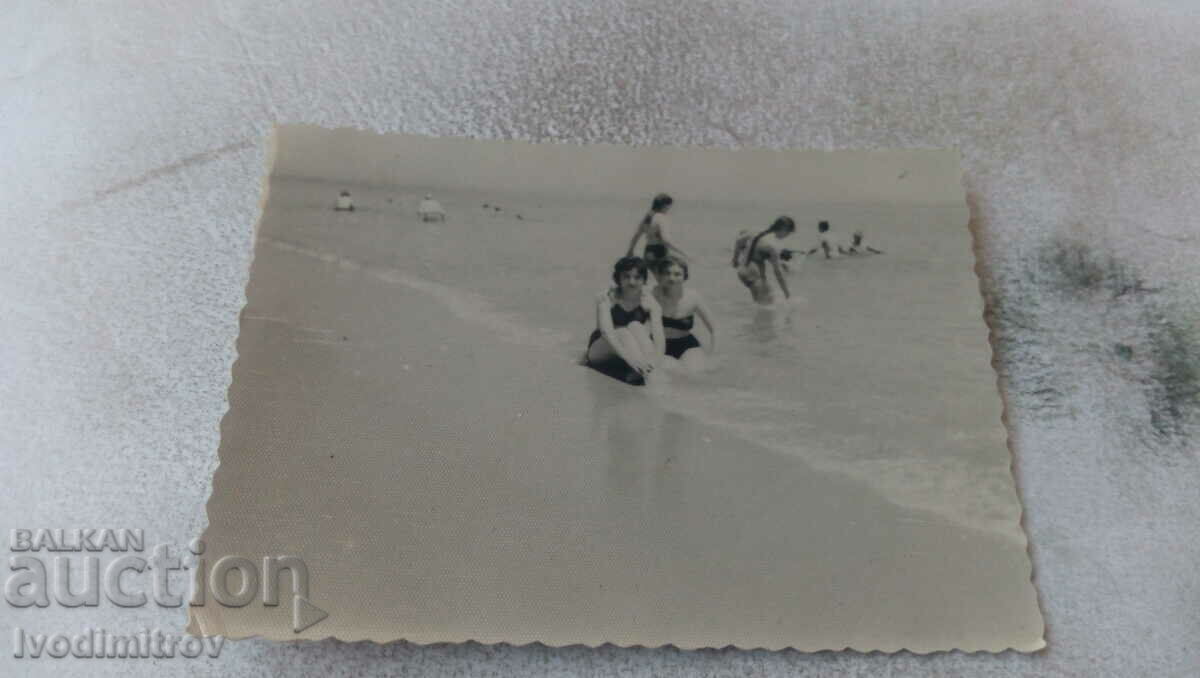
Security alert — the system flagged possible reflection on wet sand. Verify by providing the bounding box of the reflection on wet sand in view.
[586,375,688,518]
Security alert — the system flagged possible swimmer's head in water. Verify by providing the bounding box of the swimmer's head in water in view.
[818,220,830,233]
[852,231,864,245]
[657,256,689,282]
[772,216,796,235]
[651,193,674,212]
[612,256,649,289]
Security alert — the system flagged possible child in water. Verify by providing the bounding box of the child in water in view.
[805,220,839,259]
[585,256,665,386]
[626,193,690,278]
[652,257,717,371]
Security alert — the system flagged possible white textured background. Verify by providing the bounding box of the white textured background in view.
[2,1,1198,676]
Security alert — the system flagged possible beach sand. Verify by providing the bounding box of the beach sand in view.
[192,176,1041,651]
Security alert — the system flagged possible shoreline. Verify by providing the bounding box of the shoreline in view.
[199,234,1040,648]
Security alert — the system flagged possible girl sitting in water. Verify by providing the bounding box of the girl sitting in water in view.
[626,193,690,278]
[585,256,666,386]
[733,216,797,305]
[653,257,717,371]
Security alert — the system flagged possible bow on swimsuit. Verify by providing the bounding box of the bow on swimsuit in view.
[662,314,701,359]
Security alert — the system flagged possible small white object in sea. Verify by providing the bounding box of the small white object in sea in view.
[419,194,446,222]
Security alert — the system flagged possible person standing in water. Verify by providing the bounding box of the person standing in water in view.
[733,216,797,305]
[652,257,717,371]
[585,256,666,385]
[626,193,689,277]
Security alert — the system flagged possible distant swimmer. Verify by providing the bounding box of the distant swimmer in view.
[334,190,355,212]
[626,193,689,277]
[733,216,797,305]
[419,194,446,222]
[652,257,717,371]
[843,230,884,255]
[585,256,666,386]
[804,220,839,259]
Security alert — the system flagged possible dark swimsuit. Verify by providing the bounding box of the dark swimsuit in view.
[662,314,701,359]
[586,299,652,385]
[643,243,668,262]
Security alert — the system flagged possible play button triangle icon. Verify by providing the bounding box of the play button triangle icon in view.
[293,595,329,633]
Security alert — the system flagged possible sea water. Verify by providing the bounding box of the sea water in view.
[259,176,1016,534]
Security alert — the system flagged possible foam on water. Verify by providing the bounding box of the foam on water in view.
[264,237,572,352]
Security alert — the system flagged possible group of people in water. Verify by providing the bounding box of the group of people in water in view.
[584,193,883,386]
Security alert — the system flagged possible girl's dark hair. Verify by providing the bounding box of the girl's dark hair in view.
[746,216,795,265]
[657,256,689,281]
[818,220,830,232]
[640,193,674,228]
[612,256,649,285]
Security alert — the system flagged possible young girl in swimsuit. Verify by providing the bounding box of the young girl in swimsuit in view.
[626,193,689,277]
[733,216,796,305]
[652,257,717,371]
[585,256,666,385]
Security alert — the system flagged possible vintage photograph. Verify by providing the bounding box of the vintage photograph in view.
[191,126,1043,652]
